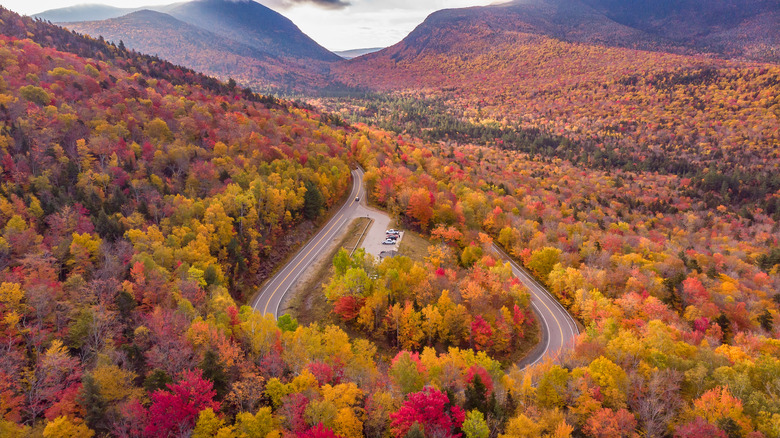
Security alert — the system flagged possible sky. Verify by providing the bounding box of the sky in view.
[5,0,497,51]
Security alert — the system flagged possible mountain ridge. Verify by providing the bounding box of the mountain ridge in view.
[365,0,780,63]
[62,0,338,91]
[164,0,338,62]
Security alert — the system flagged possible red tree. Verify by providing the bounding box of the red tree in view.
[144,369,220,438]
[333,296,364,322]
[674,417,727,438]
[471,316,494,351]
[390,387,465,438]
[298,423,342,438]
[465,365,494,397]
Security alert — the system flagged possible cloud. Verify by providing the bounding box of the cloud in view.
[283,0,351,9]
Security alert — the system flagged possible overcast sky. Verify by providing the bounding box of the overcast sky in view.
[5,0,496,51]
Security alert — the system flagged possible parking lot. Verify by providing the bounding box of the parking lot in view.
[358,210,402,260]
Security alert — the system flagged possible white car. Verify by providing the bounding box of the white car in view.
[382,239,396,245]
[386,229,399,234]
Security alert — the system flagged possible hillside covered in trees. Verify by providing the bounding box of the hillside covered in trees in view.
[0,8,537,437]
[332,24,780,216]
[1,5,780,438]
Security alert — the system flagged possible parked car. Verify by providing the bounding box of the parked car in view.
[382,239,395,245]
[386,229,399,234]
[387,235,398,241]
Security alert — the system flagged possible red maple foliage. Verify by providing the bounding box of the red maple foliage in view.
[470,316,494,351]
[144,369,220,438]
[298,423,343,438]
[333,295,365,322]
[465,365,494,397]
[390,387,465,438]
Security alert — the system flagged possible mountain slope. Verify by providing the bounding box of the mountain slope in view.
[580,0,780,62]
[165,0,338,62]
[62,0,338,91]
[34,4,140,22]
[349,0,779,64]
[64,10,287,86]
[3,8,780,438]
[335,0,780,179]
[393,0,678,55]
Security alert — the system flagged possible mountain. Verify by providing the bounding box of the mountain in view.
[335,0,780,179]
[63,10,287,86]
[34,4,141,22]
[164,0,338,62]
[396,0,677,54]
[334,47,385,59]
[63,0,338,91]
[348,0,779,63]
[579,0,780,61]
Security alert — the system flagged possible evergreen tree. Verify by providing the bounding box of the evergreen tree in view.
[80,374,107,433]
[464,374,487,413]
[303,180,325,220]
[200,350,229,400]
[758,309,774,332]
[144,369,173,393]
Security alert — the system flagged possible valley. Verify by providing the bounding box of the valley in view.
[0,1,779,437]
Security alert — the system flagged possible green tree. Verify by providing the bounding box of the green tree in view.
[463,410,489,438]
[19,85,50,106]
[758,309,773,332]
[461,244,483,268]
[79,374,107,433]
[199,350,229,400]
[333,248,351,276]
[465,374,488,413]
[303,180,325,220]
[405,422,425,438]
[144,369,172,393]
[277,314,299,332]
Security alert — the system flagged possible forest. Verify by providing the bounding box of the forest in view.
[335,30,780,214]
[0,6,779,438]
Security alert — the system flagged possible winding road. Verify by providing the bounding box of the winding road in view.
[492,244,579,368]
[251,167,579,367]
[251,167,365,318]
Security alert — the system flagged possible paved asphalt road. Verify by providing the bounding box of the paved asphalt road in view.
[251,167,365,318]
[492,244,579,368]
[252,166,579,368]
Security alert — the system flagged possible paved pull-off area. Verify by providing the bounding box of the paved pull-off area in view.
[251,167,578,367]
